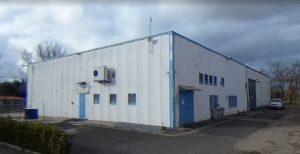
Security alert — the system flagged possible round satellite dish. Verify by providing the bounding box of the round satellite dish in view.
[94,70,98,77]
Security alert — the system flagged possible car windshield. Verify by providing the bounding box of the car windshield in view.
[271,98,282,102]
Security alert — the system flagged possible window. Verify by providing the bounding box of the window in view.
[228,96,237,108]
[128,93,136,105]
[94,94,100,104]
[220,77,225,87]
[110,94,117,105]
[199,73,204,84]
[210,95,219,109]
[204,74,209,85]
[213,76,217,86]
[209,75,213,85]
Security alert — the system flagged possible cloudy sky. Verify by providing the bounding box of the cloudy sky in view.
[0,1,300,80]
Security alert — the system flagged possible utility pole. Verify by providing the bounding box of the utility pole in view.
[150,16,152,36]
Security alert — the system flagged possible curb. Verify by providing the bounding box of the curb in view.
[0,141,41,154]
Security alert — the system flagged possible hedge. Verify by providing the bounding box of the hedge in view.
[0,117,71,154]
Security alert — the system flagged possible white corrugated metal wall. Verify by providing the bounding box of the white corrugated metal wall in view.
[173,33,270,127]
[246,68,271,107]
[27,34,171,127]
[27,31,271,128]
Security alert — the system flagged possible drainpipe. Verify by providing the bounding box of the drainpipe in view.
[246,67,249,110]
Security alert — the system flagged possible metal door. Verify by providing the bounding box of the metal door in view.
[248,79,257,110]
[179,90,194,126]
[210,95,219,118]
[79,94,86,119]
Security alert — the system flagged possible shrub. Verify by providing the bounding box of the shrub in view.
[0,117,71,154]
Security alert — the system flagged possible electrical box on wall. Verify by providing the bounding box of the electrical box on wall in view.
[75,81,90,93]
[93,66,110,82]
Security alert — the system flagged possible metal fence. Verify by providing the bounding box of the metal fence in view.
[0,99,25,119]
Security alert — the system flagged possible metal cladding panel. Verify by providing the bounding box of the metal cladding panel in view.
[27,34,171,127]
[174,35,248,127]
[246,68,271,107]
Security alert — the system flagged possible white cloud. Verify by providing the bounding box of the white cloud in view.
[279,24,300,41]
[0,2,300,80]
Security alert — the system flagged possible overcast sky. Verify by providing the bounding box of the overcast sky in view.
[0,1,300,80]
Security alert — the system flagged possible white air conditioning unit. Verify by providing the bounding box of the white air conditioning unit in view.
[93,66,109,82]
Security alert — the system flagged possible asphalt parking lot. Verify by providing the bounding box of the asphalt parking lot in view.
[66,108,287,154]
[0,107,291,154]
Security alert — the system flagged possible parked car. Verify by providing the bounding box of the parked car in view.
[269,98,284,109]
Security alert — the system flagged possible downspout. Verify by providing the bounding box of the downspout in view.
[169,31,175,128]
[246,67,249,110]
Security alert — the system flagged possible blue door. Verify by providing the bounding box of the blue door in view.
[79,94,86,119]
[179,90,194,126]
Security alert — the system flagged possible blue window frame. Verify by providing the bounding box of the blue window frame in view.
[209,75,213,85]
[199,73,204,84]
[110,94,117,105]
[221,77,225,87]
[128,93,136,105]
[94,94,100,104]
[228,96,237,108]
[204,74,208,85]
[213,76,217,86]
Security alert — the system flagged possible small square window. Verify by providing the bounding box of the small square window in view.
[228,96,237,108]
[110,94,117,105]
[214,76,217,86]
[209,75,213,85]
[221,77,225,87]
[128,93,136,105]
[199,73,204,84]
[94,94,100,104]
[204,74,208,85]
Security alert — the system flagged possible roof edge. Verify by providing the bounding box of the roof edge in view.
[30,30,270,78]
[172,31,270,78]
[32,31,172,65]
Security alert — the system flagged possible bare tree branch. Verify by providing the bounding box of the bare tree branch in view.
[36,41,67,61]
[268,61,287,100]
[286,60,300,104]
[21,50,33,66]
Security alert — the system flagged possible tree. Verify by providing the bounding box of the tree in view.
[268,61,287,100]
[286,61,300,104]
[21,50,33,66]
[36,41,67,61]
[259,68,270,76]
[20,50,33,76]
[20,40,68,78]
[0,80,25,97]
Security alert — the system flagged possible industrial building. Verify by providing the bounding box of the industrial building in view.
[27,31,270,128]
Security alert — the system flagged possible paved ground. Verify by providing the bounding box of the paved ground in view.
[235,107,300,154]
[0,144,24,154]
[0,107,293,154]
[67,107,287,154]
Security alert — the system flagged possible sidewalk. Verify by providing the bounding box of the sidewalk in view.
[0,144,23,154]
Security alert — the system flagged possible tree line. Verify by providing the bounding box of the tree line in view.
[263,61,300,104]
[0,41,67,97]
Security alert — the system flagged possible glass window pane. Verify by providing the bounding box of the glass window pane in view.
[94,94,100,104]
[110,94,117,105]
[205,74,208,85]
[199,73,203,84]
[128,93,136,105]
[214,76,217,86]
[209,75,213,85]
